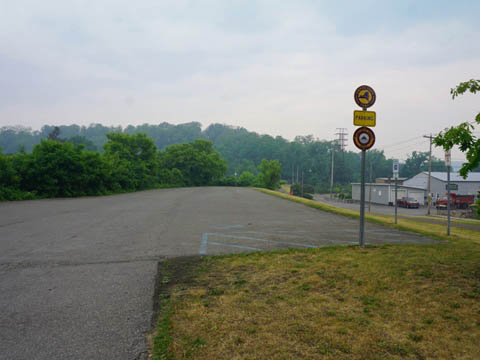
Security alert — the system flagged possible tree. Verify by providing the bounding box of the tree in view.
[238,171,256,187]
[20,140,109,197]
[47,126,61,141]
[434,79,480,177]
[65,136,97,151]
[258,159,282,190]
[159,139,227,186]
[103,132,159,190]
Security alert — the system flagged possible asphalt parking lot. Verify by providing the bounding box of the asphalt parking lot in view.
[0,188,440,359]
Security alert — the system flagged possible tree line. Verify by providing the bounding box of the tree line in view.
[0,122,453,196]
[0,132,283,201]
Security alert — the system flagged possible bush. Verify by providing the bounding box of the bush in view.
[238,171,256,187]
[216,176,236,186]
[291,184,314,197]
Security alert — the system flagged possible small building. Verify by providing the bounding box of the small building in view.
[403,172,480,200]
[351,183,426,206]
[375,177,407,185]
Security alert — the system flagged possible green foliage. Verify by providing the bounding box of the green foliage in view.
[450,79,480,99]
[238,171,256,187]
[19,139,110,197]
[258,159,282,190]
[400,151,445,178]
[435,79,480,177]
[1,122,417,192]
[0,134,229,201]
[104,132,159,190]
[159,139,227,186]
[291,184,315,197]
[65,135,97,151]
[216,176,236,186]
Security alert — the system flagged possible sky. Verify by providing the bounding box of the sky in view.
[1,0,479,162]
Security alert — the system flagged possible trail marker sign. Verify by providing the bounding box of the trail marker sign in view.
[354,85,376,109]
[353,127,375,151]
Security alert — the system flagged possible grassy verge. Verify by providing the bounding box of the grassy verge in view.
[151,190,480,359]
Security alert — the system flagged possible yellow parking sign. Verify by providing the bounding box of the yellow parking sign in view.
[353,110,376,127]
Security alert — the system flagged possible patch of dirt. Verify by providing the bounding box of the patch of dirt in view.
[150,255,205,328]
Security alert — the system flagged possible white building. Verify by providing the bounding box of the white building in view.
[351,183,426,205]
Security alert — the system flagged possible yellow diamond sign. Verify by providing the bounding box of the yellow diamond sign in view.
[353,110,376,127]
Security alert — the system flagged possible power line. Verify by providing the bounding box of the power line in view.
[379,135,423,150]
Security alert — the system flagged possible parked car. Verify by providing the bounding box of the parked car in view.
[397,197,420,208]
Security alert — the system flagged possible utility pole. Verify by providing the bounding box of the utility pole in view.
[335,128,348,151]
[423,134,433,215]
[445,150,451,236]
[330,147,335,198]
[301,170,304,197]
[292,164,294,186]
[330,129,347,199]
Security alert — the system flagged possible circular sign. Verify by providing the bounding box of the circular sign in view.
[354,85,376,109]
[353,127,375,150]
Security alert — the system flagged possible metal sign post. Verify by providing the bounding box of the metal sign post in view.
[393,161,399,224]
[353,85,377,246]
[359,150,366,245]
[445,151,451,236]
[353,127,376,246]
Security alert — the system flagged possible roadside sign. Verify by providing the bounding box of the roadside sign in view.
[445,150,451,167]
[393,161,399,178]
[353,127,375,150]
[354,85,376,109]
[446,183,458,190]
[353,110,376,127]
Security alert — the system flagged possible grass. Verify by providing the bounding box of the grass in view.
[151,189,480,359]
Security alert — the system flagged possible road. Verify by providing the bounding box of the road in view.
[313,194,427,216]
[0,187,440,360]
[313,194,480,231]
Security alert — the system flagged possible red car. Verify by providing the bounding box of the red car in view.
[397,197,420,208]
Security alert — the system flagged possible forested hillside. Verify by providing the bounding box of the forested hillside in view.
[0,122,446,192]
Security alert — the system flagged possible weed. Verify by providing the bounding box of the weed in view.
[424,318,434,325]
[408,333,424,343]
[299,283,311,291]
[208,288,224,296]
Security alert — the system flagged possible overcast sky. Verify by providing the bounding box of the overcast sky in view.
[1,0,479,161]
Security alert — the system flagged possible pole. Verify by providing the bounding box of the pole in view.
[424,134,433,215]
[359,149,366,246]
[368,159,373,212]
[301,170,304,197]
[296,165,299,184]
[394,176,398,224]
[447,165,451,236]
[292,164,294,186]
[330,148,335,198]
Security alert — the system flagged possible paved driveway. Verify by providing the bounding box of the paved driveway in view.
[0,188,439,359]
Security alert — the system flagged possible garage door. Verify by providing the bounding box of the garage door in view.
[407,190,425,205]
